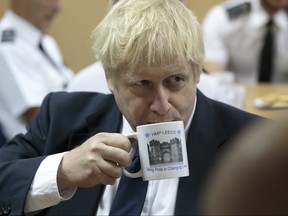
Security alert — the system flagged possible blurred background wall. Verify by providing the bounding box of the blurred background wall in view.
[0,0,224,73]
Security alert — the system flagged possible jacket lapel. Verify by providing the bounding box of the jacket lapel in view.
[68,97,123,150]
[175,91,228,215]
[61,97,123,214]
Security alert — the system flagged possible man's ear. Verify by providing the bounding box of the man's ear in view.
[105,70,114,93]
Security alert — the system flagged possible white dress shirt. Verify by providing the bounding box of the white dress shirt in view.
[202,0,288,83]
[0,10,74,140]
[25,98,196,215]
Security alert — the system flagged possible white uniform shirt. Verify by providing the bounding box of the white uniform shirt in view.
[0,11,74,140]
[202,0,288,83]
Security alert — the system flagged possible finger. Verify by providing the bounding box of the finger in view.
[79,159,121,187]
[99,144,132,167]
[94,132,131,152]
[98,159,123,179]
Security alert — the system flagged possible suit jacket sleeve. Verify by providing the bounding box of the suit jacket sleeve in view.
[0,93,59,215]
[0,91,120,215]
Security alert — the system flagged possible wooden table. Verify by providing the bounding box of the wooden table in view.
[244,83,288,119]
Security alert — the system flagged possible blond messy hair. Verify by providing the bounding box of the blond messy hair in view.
[92,0,204,78]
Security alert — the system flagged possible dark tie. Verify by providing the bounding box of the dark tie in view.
[38,37,59,69]
[109,147,148,216]
[258,19,274,82]
[38,37,69,88]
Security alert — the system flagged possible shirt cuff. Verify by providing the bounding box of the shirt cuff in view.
[24,152,77,213]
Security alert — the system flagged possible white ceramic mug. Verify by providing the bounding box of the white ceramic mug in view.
[122,121,189,181]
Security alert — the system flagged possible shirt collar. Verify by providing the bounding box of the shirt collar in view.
[250,0,270,28]
[3,10,43,47]
[250,0,288,31]
[273,10,288,31]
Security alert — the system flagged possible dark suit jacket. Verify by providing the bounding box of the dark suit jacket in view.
[0,90,262,215]
[0,124,6,147]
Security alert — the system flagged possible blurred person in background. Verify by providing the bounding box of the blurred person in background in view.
[0,0,74,141]
[202,0,288,83]
[201,114,288,215]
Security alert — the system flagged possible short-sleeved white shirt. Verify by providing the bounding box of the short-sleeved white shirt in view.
[202,0,288,83]
[0,10,74,140]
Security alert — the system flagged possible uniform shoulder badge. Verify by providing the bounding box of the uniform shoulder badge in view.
[226,2,251,20]
[1,29,15,42]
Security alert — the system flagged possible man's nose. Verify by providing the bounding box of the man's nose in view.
[150,88,171,114]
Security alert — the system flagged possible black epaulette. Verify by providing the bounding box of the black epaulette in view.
[226,2,251,20]
[1,29,15,42]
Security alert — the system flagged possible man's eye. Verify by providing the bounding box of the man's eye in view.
[135,80,150,86]
[170,76,184,83]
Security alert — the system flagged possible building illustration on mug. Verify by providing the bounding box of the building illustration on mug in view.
[147,137,183,166]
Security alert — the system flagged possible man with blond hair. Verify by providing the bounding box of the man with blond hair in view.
[0,0,262,215]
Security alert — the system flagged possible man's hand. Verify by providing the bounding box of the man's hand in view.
[57,132,132,189]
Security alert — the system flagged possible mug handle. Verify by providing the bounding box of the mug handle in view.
[121,132,142,178]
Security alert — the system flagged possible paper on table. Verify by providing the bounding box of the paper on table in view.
[254,93,288,109]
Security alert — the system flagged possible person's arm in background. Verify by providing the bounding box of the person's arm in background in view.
[201,4,229,73]
[0,124,6,147]
[0,42,68,140]
[0,51,44,121]
[22,107,40,121]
